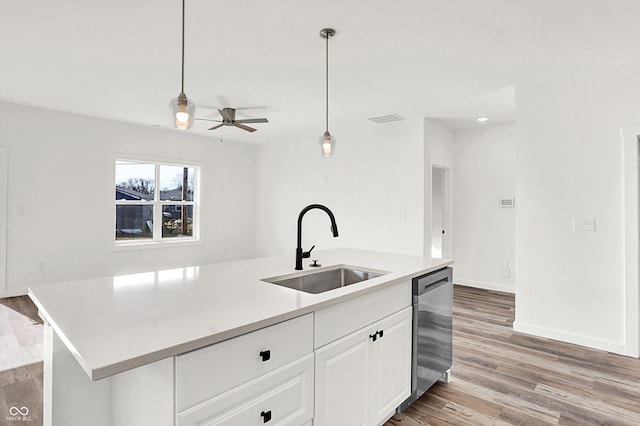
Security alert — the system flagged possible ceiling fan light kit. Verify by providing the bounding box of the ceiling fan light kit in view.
[319,28,336,157]
[170,0,195,130]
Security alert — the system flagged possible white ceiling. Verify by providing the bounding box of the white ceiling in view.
[1,0,639,143]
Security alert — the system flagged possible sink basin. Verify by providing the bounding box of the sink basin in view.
[262,266,388,294]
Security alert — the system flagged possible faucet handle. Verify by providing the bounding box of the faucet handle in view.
[302,245,315,258]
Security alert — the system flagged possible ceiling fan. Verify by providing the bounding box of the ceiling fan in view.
[195,107,269,133]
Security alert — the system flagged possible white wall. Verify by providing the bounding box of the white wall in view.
[423,119,453,258]
[425,120,454,169]
[514,63,640,356]
[0,102,257,296]
[256,115,424,260]
[453,123,516,293]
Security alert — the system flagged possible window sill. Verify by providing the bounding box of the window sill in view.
[111,237,202,251]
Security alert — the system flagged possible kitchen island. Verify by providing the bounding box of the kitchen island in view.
[29,248,452,426]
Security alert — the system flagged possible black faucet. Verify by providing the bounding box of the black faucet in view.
[296,204,339,270]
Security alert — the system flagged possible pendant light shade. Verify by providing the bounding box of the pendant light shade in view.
[320,131,336,157]
[170,93,195,130]
[170,0,195,129]
[319,28,336,157]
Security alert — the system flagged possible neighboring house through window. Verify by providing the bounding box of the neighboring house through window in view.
[115,160,199,245]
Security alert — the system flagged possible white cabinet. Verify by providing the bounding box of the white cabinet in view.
[314,306,412,426]
[370,307,413,424]
[176,314,314,425]
[177,354,314,426]
[314,280,411,348]
[315,330,370,425]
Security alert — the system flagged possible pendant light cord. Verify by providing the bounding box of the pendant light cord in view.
[180,0,186,94]
[325,32,329,133]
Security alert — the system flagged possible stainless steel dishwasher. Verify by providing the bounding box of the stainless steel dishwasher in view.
[398,266,453,411]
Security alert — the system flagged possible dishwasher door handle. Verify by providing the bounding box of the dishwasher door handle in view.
[414,267,452,296]
[422,277,450,292]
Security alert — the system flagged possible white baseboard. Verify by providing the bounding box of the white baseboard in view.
[454,278,514,294]
[0,287,28,299]
[513,320,629,356]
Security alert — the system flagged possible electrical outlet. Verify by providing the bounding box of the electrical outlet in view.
[573,217,596,231]
[502,261,511,278]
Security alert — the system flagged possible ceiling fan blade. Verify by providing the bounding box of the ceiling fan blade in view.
[234,123,257,132]
[197,105,224,111]
[218,108,233,121]
[194,118,222,122]
[234,118,269,124]
[208,124,225,131]
[234,106,270,111]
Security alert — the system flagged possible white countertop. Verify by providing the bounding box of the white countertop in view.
[29,248,452,380]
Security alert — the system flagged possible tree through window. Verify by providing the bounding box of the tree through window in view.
[115,160,199,244]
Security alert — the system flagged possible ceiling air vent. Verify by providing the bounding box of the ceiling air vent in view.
[367,113,405,124]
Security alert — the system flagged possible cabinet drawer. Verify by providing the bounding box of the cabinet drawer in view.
[177,354,314,426]
[314,280,411,348]
[177,314,313,412]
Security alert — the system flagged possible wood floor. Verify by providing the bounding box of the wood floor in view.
[1,286,640,425]
[387,286,640,426]
[0,296,43,425]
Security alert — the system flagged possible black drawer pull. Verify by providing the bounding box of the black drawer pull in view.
[259,350,271,362]
[369,330,384,342]
[261,410,272,423]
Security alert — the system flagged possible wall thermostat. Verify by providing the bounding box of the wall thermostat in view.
[499,198,515,208]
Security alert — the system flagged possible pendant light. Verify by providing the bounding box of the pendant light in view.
[319,28,336,157]
[169,0,195,129]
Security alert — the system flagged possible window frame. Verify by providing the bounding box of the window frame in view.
[114,158,201,248]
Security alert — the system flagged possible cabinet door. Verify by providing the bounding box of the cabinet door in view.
[314,330,370,426]
[369,306,412,425]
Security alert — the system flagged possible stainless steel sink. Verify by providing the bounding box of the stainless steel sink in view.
[263,266,388,294]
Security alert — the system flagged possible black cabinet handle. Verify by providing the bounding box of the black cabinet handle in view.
[261,410,272,423]
[259,350,271,362]
[369,330,384,342]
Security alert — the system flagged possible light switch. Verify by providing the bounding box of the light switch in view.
[573,217,596,231]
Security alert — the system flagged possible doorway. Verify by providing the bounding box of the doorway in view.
[430,165,451,259]
[623,126,640,357]
[0,146,8,295]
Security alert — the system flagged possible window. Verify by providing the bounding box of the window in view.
[115,160,199,245]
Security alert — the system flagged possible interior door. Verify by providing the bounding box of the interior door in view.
[431,166,449,258]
